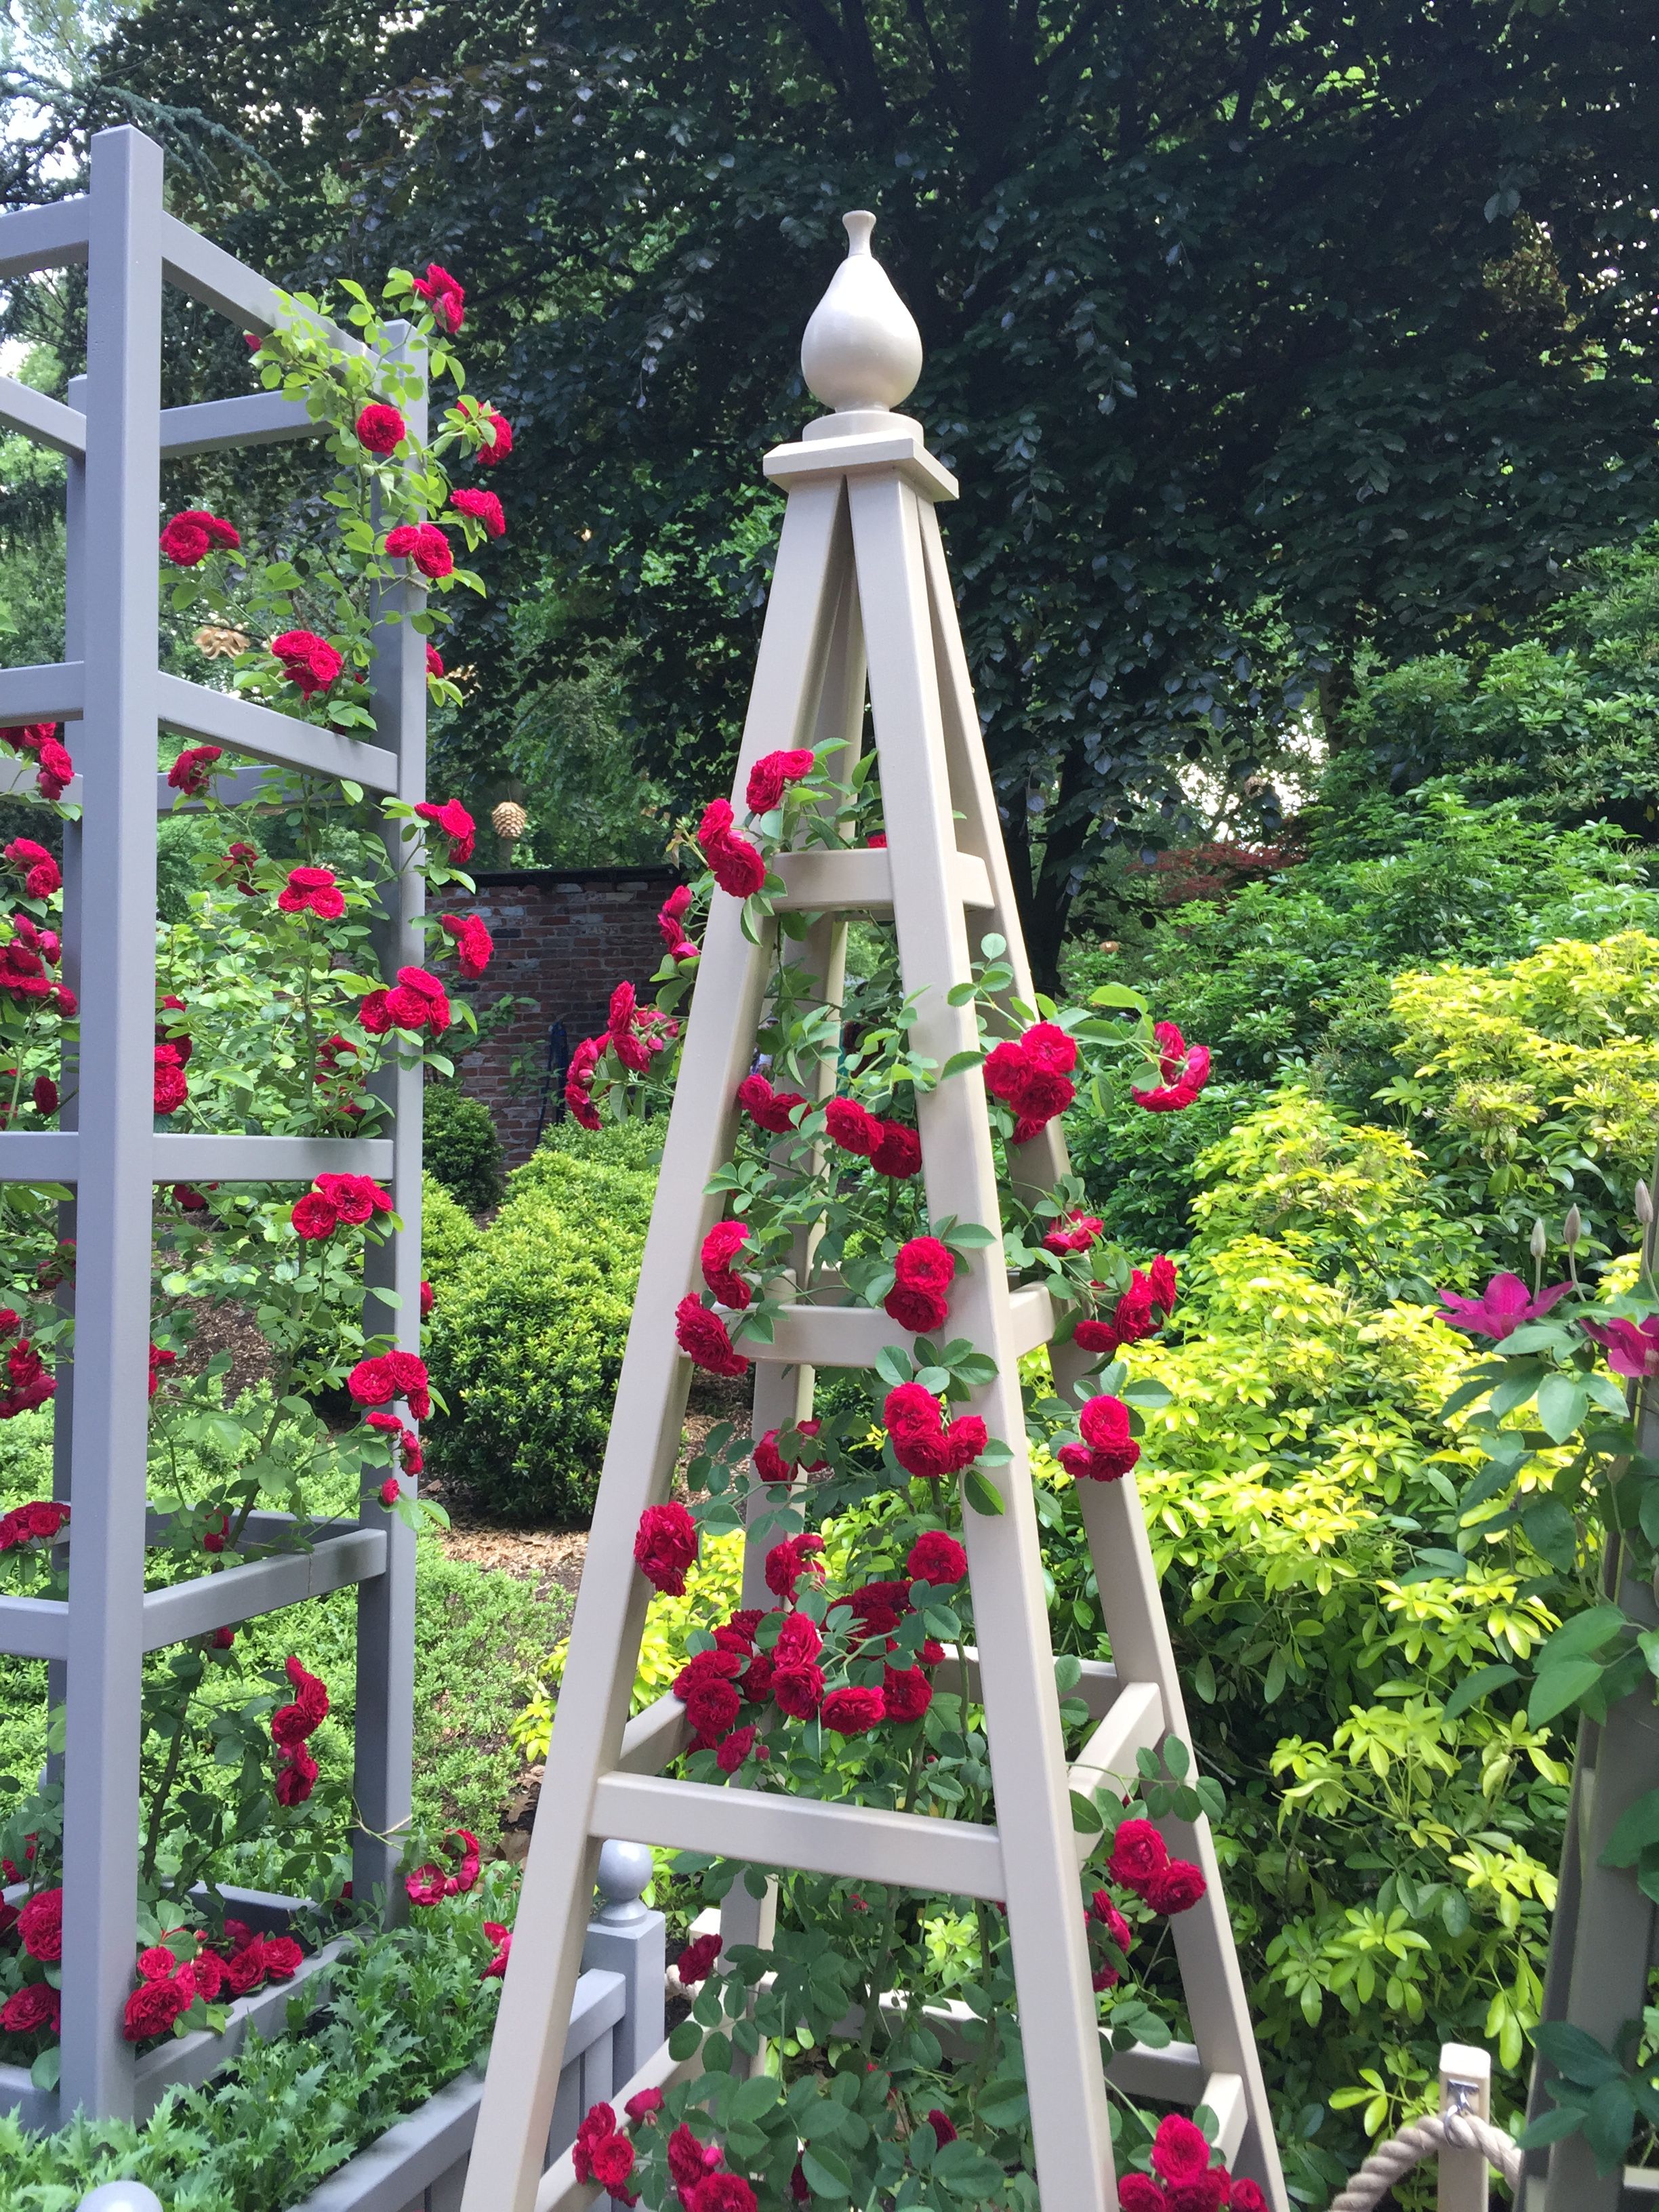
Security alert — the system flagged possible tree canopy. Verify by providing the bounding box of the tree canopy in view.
[56,0,1659,970]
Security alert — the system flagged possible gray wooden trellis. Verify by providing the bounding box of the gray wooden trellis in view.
[0,124,424,2123]
[462,215,1288,2212]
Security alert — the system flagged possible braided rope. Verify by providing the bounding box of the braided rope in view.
[1328,2110,1523,2210]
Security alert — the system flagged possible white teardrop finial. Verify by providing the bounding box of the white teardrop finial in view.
[800,211,923,414]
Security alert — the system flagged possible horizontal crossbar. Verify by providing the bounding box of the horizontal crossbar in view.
[0,1134,395,1185]
[590,1770,1005,1898]
[0,659,84,723]
[0,196,88,281]
[160,391,327,459]
[1103,2038,1207,2102]
[770,846,991,916]
[764,425,959,504]
[156,673,400,792]
[0,377,84,456]
[157,213,362,358]
[0,1525,387,1662]
[743,1279,1052,1370]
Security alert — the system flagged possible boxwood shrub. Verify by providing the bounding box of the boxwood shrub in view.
[422,1083,506,1213]
[425,1136,656,1521]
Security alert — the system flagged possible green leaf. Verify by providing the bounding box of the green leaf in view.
[1528,1657,1609,1727]
[1089,983,1148,1011]
[1535,2022,1626,2090]
[1536,1372,1591,1443]
[1582,2078,1637,2171]
[1601,1788,1659,1868]
[802,2145,853,2194]
[963,1469,1005,1517]
[668,2021,702,2060]
[1070,1790,1105,1835]
[1442,1663,1519,1720]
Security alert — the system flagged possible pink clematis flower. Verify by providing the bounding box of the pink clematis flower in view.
[1438,1272,1571,1342]
[1583,1313,1659,1378]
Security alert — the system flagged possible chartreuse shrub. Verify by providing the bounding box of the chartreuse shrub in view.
[426,1141,655,1519]
[422,1083,506,1212]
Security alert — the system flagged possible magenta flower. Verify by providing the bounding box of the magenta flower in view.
[1438,1272,1572,1341]
[1582,1315,1659,1378]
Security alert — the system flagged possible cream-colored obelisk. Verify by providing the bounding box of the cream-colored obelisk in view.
[459,213,1287,2212]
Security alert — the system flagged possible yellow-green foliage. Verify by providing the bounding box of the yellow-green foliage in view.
[421,1171,482,1288]
[510,1531,745,1761]
[1383,928,1659,1216]
[426,1147,654,1519]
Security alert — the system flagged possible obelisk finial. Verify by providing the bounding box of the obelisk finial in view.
[800,211,923,414]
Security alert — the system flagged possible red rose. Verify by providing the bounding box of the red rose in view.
[689,2173,757,2212]
[883,1285,949,1334]
[167,743,224,796]
[154,1044,189,1115]
[0,1980,58,2034]
[634,1501,697,1595]
[881,1665,932,1723]
[278,864,346,920]
[1118,2182,1172,2212]
[426,643,445,679]
[1059,1393,1142,1483]
[478,409,513,465]
[906,1530,968,1586]
[356,403,407,453]
[701,1220,753,1309]
[1073,1319,1120,1357]
[411,262,466,333]
[270,629,343,696]
[1089,1891,1134,1957]
[440,912,493,978]
[772,1661,825,1719]
[1108,1817,1168,1892]
[684,1677,742,1736]
[18,1887,62,1961]
[624,2087,663,2123]
[451,486,506,539]
[667,2125,710,2190]
[590,2132,635,2192]
[925,2110,957,2146]
[262,1935,304,1979]
[824,1097,880,1156]
[414,798,476,865]
[123,1973,190,2041]
[1151,2114,1214,2186]
[764,1531,825,1599]
[869,1120,922,1178]
[674,1294,749,1378]
[716,1725,758,1772]
[159,508,234,565]
[22,1500,68,1540]
[291,1192,340,1241]
[1227,2183,1269,2212]
[274,1744,319,1806]
[191,1948,226,2001]
[821,1685,886,1735]
[222,1940,269,1995]
[883,1383,987,1480]
[744,747,813,813]
[1142,1859,1206,1915]
[398,524,453,579]
[981,1021,1078,1138]
[35,738,73,800]
[1043,1209,1104,1254]
[1149,1253,1179,1313]
[676,1931,722,1986]
[695,799,766,899]
[1132,1022,1212,1112]
[775,1610,823,1662]
[736,1072,804,1134]
[421,1279,435,1318]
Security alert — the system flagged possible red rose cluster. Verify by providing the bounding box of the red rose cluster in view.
[883,1235,956,1334]
[289,1171,392,1242]
[481,1919,512,1978]
[405,1826,481,1906]
[1109,1816,1207,1918]
[657,882,699,963]
[573,2100,644,2203]
[121,1919,303,2043]
[634,1500,698,1595]
[1119,2111,1266,2211]
[606,981,676,1073]
[277,863,346,920]
[147,1342,176,1400]
[674,1293,750,1378]
[217,839,260,895]
[1056,1393,1141,1483]
[348,1347,432,1419]
[415,796,476,863]
[695,798,766,899]
[1086,1887,1134,1990]
[0,721,73,800]
[0,911,68,1010]
[441,911,493,979]
[883,1381,987,1480]
[701,1220,754,1308]
[411,262,465,334]
[451,486,506,539]
[167,743,222,796]
[270,1654,329,1807]
[360,964,450,1036]
[1044,1208,1103,1254]
[983,1020,1078,1146]
[735,1071,804,1135]
[565,1035,603,1130]
[5,835,60,900]
[159,508,239,567]
[478,409,512,464]
[745,746,813,814]
[0,1314,55,1420]
[1132,1021,1212,1113]
[386,523,454,578]
[753,1420,827,1484]
[270,629,343,697]
[1076,1254,1178,1358]
[823,1095,923,1178]
[0,1494,67,1544]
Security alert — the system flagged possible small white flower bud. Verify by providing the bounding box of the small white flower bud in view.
[1563,1205,1582,1249]
[1530,1218,1549,1261]
[1637,1181,1654,1227]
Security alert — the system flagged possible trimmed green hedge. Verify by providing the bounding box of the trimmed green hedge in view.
[422,1084,506,1212]
[426,1136,656,1520]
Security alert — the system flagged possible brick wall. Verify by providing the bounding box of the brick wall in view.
[442,865,680,1164]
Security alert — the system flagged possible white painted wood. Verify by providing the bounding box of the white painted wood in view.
[1439,2043,1492,2212]
[464,223,1285,2212]
[0,657,85,722]
[1202,2072,1248,2167]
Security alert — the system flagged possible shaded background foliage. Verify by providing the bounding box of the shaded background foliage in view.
[3,0,1654,975]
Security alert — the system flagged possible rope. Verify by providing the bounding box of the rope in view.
[1328,2110,1523,2210]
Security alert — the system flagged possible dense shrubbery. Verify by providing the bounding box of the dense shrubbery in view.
[425,1132,656,1519]
[422,1084,506,1213]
